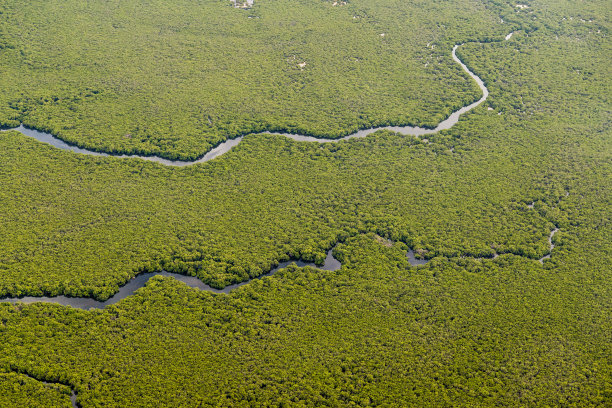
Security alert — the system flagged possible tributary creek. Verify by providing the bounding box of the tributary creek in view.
[3,44,487,167]
[0,33,549,311]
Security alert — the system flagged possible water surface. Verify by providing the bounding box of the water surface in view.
[407,249,430,266]
[3,42,491,167]
[2,249,340,310]
[539,228,559,262]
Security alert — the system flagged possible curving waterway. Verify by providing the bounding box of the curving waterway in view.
[4,370,78,408]
[407,249,431,266]
[406,226,559,265]
[2,249,340,310]
[2,43,490,167]
[0,35,515,309]
[539,228,559,263]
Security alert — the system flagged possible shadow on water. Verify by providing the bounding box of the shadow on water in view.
[1,249,341,310]
[406,249,431,266]
[0,33,518,308]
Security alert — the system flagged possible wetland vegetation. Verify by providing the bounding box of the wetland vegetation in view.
[0,0,503,160]
[0,0,610,406]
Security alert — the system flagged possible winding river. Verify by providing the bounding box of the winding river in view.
[2,249,340,310]
[0,35,518,309]
[539,228,559,262]
[406,225,559,265]
[3,370,78,408]
[3,43,489,167]
[0,30,566,408]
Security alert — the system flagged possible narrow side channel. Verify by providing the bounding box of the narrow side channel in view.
[1,35,506,166]
[1,249,341,310]
[539,228,559,263]
[2,369,78,408]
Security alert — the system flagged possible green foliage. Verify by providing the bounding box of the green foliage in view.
[0,0,504,160]
[0,372,73,408]
[0,0,610,406]
[1,230,610,406]
[0,123,563,299]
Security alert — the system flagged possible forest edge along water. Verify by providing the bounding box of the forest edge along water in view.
[1,225,559,309]
[539,228,559,263]
[2,249,341,310]
[1,37,498,167]
[1,33,532,309]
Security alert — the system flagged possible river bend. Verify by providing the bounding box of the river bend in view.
[3,41,491,167]
[0,34,516,308]
[2,249,341,310]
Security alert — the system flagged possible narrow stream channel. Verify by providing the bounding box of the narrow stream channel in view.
[3,370,78,408]
[1,34,516,308]
[539,228,559,262]
[2,249,340,310]
[2,39,494,167]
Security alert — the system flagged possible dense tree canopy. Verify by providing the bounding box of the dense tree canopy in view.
[0,0,610,406]
[0,0,503,160]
